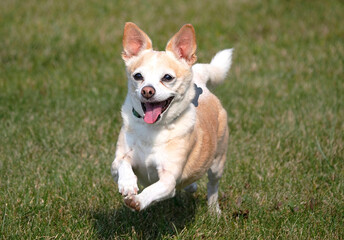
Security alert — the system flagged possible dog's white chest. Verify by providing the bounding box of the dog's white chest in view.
[125,131,165,186]
[134,152,160,187]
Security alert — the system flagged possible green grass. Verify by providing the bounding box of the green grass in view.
[1,0,343,239]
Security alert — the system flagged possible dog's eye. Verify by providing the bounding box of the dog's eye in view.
[162,74,174,82]
[133,73,143,81]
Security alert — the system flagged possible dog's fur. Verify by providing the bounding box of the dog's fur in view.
[111,22,233,214]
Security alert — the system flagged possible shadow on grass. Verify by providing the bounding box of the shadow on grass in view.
[90,192,199,239]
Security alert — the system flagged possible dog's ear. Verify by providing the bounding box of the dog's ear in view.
[122,22,152,61]
[166,24,197,65]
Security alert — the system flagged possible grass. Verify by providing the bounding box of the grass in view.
[0,0,343,239]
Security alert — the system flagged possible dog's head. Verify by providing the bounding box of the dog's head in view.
[121,22,197,125]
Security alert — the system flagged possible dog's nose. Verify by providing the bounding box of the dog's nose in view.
[141,86,155,99]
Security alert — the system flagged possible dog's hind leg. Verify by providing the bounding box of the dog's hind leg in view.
[184,182,198,193]
[207,107,228,215]
[207,153,226,215]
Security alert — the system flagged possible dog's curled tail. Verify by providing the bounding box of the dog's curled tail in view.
[192,48,233,86]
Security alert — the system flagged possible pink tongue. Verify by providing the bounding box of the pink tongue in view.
[144,102,163,124]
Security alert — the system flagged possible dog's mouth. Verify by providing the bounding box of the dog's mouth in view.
[141,97,174,124]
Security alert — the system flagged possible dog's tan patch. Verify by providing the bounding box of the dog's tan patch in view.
[175,93,228,188]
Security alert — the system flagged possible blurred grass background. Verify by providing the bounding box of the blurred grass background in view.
[0,0,343,239]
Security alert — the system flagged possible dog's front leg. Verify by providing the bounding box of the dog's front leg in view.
[124,171,176,211]
[112,158,139,197]
[111,130,139,197]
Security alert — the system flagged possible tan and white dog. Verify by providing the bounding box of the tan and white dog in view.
[111,22,233,214]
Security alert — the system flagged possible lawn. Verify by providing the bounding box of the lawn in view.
[1,0,343,239]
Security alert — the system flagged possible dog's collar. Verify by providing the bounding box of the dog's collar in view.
[132,108,142,118]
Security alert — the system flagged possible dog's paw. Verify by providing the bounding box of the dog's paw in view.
[118,177,139,196]
[124,195,141,211]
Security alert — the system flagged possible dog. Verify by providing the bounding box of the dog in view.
[111,22,233,214]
